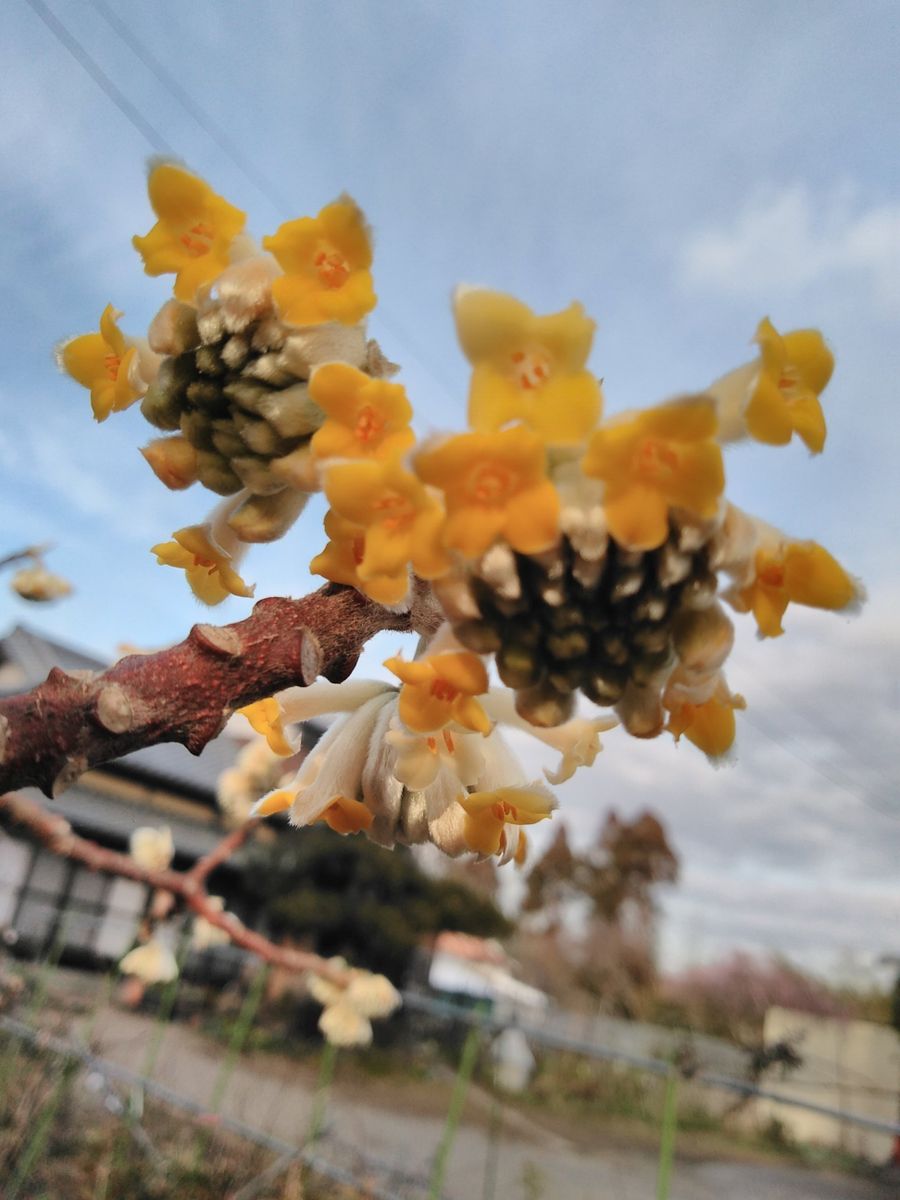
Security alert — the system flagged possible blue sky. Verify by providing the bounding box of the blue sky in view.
[1,0,898,975]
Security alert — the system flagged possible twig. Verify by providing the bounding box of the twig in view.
[0,581,441,798]
[0,791,347,986]
[0,543,52,571]
[188,819,261,886]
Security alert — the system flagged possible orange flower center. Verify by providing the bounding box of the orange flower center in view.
[430,678,459,703]
[510,348,551,391]
[314,248,351,288]
[351,536,366,566]
[777,366,799,395]
[179,221,215,258]
[491,801,515,823]
[192,553,218,574]
[758,561,785,589]
[633,438,680,483]
[354,404,385,444]
[427,730,456,754]
[374,493,414,531]
[104,353,120,382]
[468,463,514,504]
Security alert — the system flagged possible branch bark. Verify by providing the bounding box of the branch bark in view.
[0,583,437,798]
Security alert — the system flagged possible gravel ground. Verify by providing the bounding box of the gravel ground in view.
[69,1005,896,1200]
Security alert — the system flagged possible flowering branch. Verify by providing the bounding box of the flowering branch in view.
[0,789,346,985]
[0,582,441,799]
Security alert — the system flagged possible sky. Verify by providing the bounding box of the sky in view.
[1,0,898,978]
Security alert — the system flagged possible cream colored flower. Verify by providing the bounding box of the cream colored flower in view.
[129,826,174,872]
[119,938,178,985]
[249,672,565,864]
[217,737,292,825]
[482,688,617,784]
[308,958,401,1047]
[10,564,73,603]
[191,897,232,951]
[385,720,485,791]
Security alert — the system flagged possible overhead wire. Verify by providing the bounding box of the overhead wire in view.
[89,0,296,214]
[24,0,173,156]
[83,0,461,416]
[740,708,899,822]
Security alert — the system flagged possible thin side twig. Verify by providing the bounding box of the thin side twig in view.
[0,790,346,986]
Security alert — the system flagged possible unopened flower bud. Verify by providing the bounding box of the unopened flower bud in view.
[672,603,734,674]
[141,436,199,490]
[227,488,310,543]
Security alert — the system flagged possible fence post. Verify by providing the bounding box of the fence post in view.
[656,1064,679,1200]
[428,1011,484,1199]
[209,963,270,1114]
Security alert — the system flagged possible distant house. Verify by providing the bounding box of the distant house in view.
[427,930,549,1019]
[0,625,258,968]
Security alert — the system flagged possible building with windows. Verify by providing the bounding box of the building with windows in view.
[0,625,248,967]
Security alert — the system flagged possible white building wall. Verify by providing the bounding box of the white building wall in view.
[756,1005,900,1162]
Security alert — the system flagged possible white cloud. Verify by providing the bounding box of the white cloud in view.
[507,587,900,976]
[678,184,900,316]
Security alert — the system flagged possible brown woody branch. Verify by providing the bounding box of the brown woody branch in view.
[0,582,441,798]
[0,790,346,985]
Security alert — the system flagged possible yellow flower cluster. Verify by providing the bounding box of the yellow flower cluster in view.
[58,163,861,770]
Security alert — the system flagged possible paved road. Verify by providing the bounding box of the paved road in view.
[76,1006,893,1200]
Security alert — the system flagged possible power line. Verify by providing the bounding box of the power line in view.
[24,0,172,156]
[740,709,900,823]
[89,0,296,214]
[85,0,461,412]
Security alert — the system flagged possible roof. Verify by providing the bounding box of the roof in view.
[0,624,239,803]
[432,931,509,966]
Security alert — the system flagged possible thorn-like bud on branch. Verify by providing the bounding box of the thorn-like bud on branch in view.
[95,684,134,734]
[191,623,242,657]
[300,629,323,685]
[52,756,87,798]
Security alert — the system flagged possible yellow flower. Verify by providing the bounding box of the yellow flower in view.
[319,794,375,835]
[239,698,294,756]
[384,650,491,735]
[666,680,745,759]
[414,426,560,558]
[746,318,833,453]
[458,784,556,857]
[454,288,601,444]
[252,787,373,835]
[582,397,724,551]
[322,457,449,604]
[132,163,246,302]
[59,304,141,422]
[263,197,375,327]
[734,541,857,638]
[310,509,370,589]
[310,363,415,461]
[152,525,255,606]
